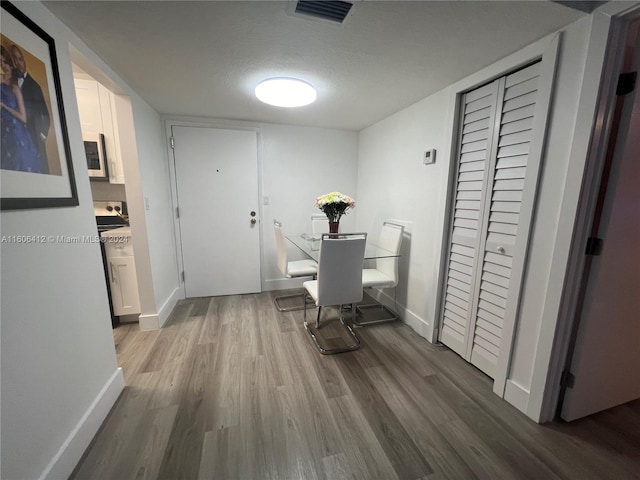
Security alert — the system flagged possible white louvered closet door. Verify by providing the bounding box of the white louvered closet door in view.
[439,80,500,358]
[440,62,541,379]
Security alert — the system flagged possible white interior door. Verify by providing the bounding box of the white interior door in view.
[561,23,640,421]
[173,125,261,298]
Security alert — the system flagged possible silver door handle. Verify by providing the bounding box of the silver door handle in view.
[250,218,257,225]
[497,246,506,254]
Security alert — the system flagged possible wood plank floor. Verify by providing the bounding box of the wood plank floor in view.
[71,292,640,480]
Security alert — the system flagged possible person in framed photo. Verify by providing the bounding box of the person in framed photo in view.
[1,44,43,173]
[11,43,50,174]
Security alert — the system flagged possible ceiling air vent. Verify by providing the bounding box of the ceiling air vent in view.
[294,0,353,23]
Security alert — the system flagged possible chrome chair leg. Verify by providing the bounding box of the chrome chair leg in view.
[354,304,399,326]
[303,291,309,322]
[354,289,399,326]
[274,291,312,312]
[304,303,360,355]
[275,274,317,312]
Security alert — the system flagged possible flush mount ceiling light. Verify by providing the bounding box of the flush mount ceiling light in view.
[255,77,317,107]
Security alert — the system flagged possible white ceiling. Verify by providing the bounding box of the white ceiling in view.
[44,1,586,131]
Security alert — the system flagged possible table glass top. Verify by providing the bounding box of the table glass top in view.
[286,234,399,262]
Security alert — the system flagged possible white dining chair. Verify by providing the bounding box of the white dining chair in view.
[303,232,367,354]
[273,220,318,312]
[355,221,404,326]
[311,213,329,234]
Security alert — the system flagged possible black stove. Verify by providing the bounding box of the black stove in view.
[96,215,129,233]
[94,201,129,233]
[93,201,129,328]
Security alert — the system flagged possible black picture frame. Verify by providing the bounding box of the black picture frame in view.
[1,1,78,210]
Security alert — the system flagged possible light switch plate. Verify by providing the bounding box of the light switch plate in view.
[423,149,436,165]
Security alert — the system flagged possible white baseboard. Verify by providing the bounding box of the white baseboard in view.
[40,368,125,480]
[504,379,530,416]
[138,313,159,330]
[404,309,432,340]
[263,277,306,292]
[138,286,183,330]
[158,286,182,328]
[371,289,433,341]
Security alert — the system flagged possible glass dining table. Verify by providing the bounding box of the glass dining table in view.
[286,233,399,262]
[286,232,401,328]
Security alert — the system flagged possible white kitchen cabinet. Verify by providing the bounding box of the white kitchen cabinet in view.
[74,77,126,184]
[74,78,102,133]
[102,229,140,316]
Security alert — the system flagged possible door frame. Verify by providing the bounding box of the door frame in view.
[434,32,560,401]
[164,118,264,299]
[533,3,640,423]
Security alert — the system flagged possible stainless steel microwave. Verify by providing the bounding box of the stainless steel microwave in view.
[84,132,108,180]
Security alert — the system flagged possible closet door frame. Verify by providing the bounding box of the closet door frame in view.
[435,34,560,399]
[492,36,560,397]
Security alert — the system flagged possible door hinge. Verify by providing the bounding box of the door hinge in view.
[585,237,603,256]
[181,271,185,282]
[560,370,575,389]
[176,206,180,218]
[616,71,637,96]
[170,136,175,149]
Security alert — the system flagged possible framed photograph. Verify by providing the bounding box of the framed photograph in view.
[1,1,78,210]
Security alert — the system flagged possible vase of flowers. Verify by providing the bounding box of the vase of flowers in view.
[315,191,355,237]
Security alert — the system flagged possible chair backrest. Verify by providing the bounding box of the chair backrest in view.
[375,222,404,286]
[316,233,367,306]
[273,220,288,276]
[311,213,329,234]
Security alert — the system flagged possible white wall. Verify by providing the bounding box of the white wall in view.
[0,3,124,479]
[66,24,181,331]
[257,123,359,289]
[507,15,592,403]
[528,2,640,422]
[89,181,127,202]
[1,1,182,477]
[114,93,180,330]
[130,98,181,326]
[357,93,450,338]
[356,15,594,420]
[163,119,358,293]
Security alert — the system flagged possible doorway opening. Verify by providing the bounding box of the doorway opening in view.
[557,17,640,421]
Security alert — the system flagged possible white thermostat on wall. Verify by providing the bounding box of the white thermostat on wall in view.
[423,149,436,165]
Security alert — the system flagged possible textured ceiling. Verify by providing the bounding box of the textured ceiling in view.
[44,1,586,131]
